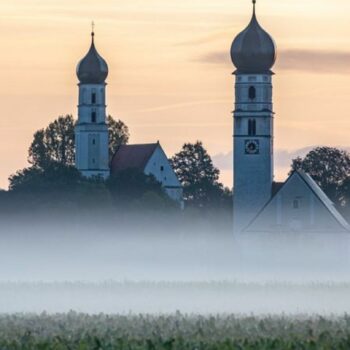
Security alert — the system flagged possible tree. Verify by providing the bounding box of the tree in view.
[9,162,83,194]
[186,178,233,210]
[171,142,220,188]
[8,162,113,211]
[28,115,129,169]
[290,147,350,204]
[171,141,231,209]
[106,168,173,209]
[29,115,75,168]
[107,116,129,159]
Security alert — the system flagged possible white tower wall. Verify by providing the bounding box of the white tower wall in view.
[75,83,110,179]
[233,73,274,232]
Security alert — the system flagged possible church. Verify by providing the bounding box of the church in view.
[74,29,183,205]
[231,1,349,233]
[71,5,349,232]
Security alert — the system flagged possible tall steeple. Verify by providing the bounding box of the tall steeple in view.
[75,27,110,179]
[232,1,277,233]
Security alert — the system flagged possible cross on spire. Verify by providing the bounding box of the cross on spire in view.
[252,0,256,13]
[91,21,95,43]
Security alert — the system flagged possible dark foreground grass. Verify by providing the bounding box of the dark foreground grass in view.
[1,313,350,349]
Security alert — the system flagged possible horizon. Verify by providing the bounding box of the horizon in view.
[1,0,350,189]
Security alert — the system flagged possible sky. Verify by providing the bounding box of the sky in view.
[1,0,350,189]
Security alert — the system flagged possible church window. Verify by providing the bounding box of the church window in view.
[248,119,256,136]
[92,92,96,104]
[293,199,299,209]
[82,88,87,103]
[92,139,96,145]
[249,86,256,100]
[91,111,96,123]
[160,166,164,172]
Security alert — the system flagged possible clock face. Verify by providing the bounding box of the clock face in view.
[245,140,260,155]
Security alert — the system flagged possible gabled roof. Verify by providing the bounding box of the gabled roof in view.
[245,170,350,232]
[296,171,349,230]
[110,143,159,173]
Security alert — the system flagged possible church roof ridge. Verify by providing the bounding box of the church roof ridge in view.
[295,171,349,229]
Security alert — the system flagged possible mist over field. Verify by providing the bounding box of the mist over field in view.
[1,212,350,315]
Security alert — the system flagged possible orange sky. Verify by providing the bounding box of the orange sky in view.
[1,0,350,189]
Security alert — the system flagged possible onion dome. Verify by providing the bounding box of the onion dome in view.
[77,31,108,84]
[231,0,276,73]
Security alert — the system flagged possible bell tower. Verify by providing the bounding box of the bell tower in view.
[75,27,110,179]
[231,1,277,232]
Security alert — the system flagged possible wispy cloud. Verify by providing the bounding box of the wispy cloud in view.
[198,49,350,74]
[133,99,231,113]
[213,146,350,172]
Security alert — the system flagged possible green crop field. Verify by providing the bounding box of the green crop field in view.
[1,313,350,349]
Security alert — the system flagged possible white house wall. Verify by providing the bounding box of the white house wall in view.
[144,146,183,203]
[246,174,348,233]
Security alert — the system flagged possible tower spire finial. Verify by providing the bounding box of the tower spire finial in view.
[91,21,95,42]
[252,0,256,15]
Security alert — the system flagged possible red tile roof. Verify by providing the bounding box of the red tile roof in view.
[110,143,159,174]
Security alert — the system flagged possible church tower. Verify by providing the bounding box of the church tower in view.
[75,28,110,179]
[231,1,277,232]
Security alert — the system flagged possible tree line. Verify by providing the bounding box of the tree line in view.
[0,115,232,215]
[2,115,350,220]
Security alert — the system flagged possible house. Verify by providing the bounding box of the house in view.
[110,143,183,205]
[245,171,350,233]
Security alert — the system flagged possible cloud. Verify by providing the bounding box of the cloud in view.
[212,146,347,172]
[199,51,232,65]
[133,99,231,114]
[198,49,350,74]
[278,50,350,73]
[212,151,233,171]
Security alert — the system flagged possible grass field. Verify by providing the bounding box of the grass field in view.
[1,312,350,349]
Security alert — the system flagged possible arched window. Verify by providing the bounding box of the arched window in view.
[91,92,96,104]
[248,86,256,100]
[91,111,96,123]
[81,88,87,104]
[248,119,256,136]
